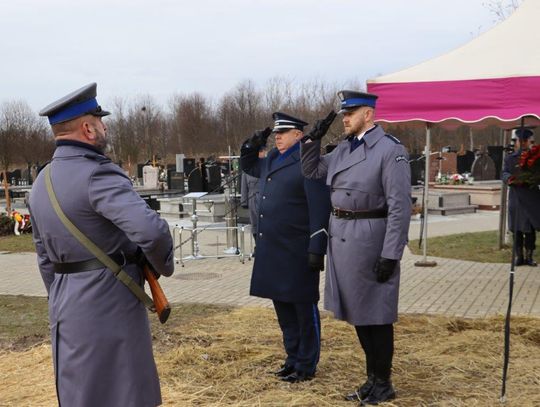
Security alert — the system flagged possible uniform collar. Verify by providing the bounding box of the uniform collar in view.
[276,141,300,162]
[363,125,385,148]
[55,139,104,155]
[356,125,376,141]
[345,125,383,149]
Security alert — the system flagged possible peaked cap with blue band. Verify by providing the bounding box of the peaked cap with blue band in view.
[513,128,534,140]
[337,90,378,114]
[39,83,110,125]
[272,112,308,133]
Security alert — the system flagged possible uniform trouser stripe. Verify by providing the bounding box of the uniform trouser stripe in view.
[312,304,321,366]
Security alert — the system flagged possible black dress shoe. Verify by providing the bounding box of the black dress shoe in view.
[344,376,375,401]
[360,379,396,405]
[280,370,313,383]
[274,364,295,377]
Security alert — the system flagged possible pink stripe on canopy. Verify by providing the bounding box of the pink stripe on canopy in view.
[367,76,540,128]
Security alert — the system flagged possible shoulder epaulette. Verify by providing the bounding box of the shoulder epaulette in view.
[384,134,401,144]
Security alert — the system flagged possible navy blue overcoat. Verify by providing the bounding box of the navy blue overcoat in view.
[502,150,537,232]
[240,142,331,303]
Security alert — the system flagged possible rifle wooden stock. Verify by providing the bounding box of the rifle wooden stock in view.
[143,265,171,324]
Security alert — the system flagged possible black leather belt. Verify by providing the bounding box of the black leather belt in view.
[331,207,388,220]
[53,252,138,274]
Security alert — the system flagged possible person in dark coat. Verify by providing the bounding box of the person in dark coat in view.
[502,128,537,266]
[29,83,174,407]
[301,91,411,405]
[240,112,331,383]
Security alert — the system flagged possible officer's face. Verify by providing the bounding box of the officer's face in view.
[342,107,373,136]
[274,129,301,153]
[517,138,530,151]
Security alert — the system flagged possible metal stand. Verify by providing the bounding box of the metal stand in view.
[223,182,239,254]
[415,124,437,267]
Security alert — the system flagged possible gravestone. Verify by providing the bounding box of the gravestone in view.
[142,165,159,189]
[471,153,496,180]
[457,151,475,174]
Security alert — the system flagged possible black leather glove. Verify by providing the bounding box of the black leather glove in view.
[302,110,337,142]
[247,127,272,150]
[373,257,397,283]
[308,253,325,272]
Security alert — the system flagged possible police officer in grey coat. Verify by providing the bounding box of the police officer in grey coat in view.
[502,128,537,267]
[29,83,174,407]
[241,112,331,383]
[301,91,411,405]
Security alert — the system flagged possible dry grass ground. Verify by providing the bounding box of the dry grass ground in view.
[1,297,539,406]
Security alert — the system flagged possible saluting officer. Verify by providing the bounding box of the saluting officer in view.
[240,112,331,382]
[301,91,411,405]
[29,83,174,407]
[502,128,537,267]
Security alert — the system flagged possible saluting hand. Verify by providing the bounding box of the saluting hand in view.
[308,253,325,272]
[303,110,337,142]
[373,257,397,283]
[248,127,272,150]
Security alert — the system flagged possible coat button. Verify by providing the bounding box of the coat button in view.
[262,195,266,200]
[341,238,346,242]
[259,232,263,237]
[260,214,263,218]
[267,177,271,182]
[346,192,351,196]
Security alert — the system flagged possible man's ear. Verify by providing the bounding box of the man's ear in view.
[81,119,95,141]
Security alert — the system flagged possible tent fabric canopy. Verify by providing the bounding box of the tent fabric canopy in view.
[367,0,540,128]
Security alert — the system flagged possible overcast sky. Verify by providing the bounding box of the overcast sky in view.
[1,0,508,112]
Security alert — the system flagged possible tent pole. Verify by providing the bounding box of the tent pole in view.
[415,123,437,267]
[498,129,509,249]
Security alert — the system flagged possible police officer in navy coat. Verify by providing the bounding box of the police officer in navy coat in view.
[502,128,538,266]
[29,83,174,407]
[301,91,411,405]
[240,112,331,382]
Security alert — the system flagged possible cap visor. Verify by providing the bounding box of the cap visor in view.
[93,110,111,117]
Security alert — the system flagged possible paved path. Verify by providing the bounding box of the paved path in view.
[2,210,537,318]
[2,247,539,318]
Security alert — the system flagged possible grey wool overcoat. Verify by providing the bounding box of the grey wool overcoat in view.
[301,125,411,325]
[29,141,174,407]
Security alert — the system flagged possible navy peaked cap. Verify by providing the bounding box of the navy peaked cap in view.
[271,112,308,133]
[513,128,534,140]
[39,82,110,125]
[337,90,378,114]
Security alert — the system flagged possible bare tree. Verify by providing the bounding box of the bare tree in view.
[170,92,216,156]
[483,0,522,21]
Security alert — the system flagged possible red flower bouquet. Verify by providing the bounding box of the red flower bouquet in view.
[509,145,540,188]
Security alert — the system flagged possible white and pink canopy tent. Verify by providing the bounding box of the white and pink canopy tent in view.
[367,0,540,129]
[366,0,540,264]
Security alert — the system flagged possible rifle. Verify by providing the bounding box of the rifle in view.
[143,264,171,324]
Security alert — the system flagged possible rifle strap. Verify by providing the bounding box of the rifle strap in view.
[44,164,155,311]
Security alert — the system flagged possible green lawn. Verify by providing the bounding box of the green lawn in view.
[409,230,512,263]
[0,234,35,252]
